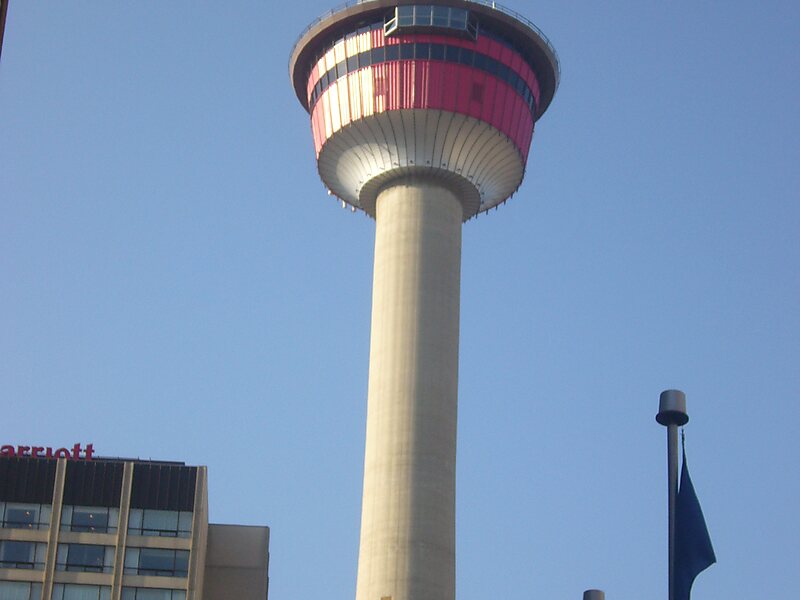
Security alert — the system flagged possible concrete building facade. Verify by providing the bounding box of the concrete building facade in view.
[0,455,269,600]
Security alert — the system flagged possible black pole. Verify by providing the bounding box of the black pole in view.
[656,390,689,600]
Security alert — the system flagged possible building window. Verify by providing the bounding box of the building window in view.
[385,5,478,39]
[61,505,119,533]
[0,581,42,600]
[397,5,414,27]
[121,588,186,600]
[415,5,432,25]
[0,502,51,530]
[52,584,111,600]
[0,540,47,569]
[56,543,115,573]
[124,548,189,577]
[127,510,192,538]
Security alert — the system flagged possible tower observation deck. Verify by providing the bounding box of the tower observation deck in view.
[290,2,558,599]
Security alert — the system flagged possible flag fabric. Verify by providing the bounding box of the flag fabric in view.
[674,446,716,600]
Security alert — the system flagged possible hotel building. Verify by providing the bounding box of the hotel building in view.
[0,454,269,600]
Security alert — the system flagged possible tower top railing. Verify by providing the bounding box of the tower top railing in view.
[289,0,559,81]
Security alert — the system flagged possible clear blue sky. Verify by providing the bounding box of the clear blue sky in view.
[2,1,798,598]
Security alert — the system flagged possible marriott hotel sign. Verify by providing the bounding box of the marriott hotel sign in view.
[1,443,95,460]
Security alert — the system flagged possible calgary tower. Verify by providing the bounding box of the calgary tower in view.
[289,2,558,599]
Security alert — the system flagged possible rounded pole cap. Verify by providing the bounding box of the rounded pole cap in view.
[656,389,689,426]
[583,590,605,600]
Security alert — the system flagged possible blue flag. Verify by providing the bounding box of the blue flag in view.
[674,447,716,600]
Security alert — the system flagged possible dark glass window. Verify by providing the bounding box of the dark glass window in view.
[449,8,468,29]
[347,55,359,72]
[6,507,35,528]
[398,6,414,26]
[430,43,445,61]
[74,509,108,531]
[58,544,112,573]
[414,5,432,25]
[359,50,372,67]
[385,5,476,38]
[385,45,400,61]
[0,502,51,530]
[336,60,346,79]
[128,509,192,538]
[459,48,474,66]
[415,43,430,60]
[62,505,118,533]
[52,584,111,600]
[125,548,189,577]
[0,582,42,600]
[371,46,386,64]
[0,541,33,567]
[432,6,449,27]
[496,62,510,81]
[121,588,185,600]
[445,45,460,62]
[474,53,487,71]
[0,540,45,569]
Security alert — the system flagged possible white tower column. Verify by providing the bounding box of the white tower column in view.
[355,179,463,600]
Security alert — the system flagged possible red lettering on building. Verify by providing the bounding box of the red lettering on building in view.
[0,443,96,460]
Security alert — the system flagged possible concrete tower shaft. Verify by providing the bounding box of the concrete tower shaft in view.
[358,179,462,599]
[290,3,558,599]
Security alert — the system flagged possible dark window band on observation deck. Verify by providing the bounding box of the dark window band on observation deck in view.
[385,5,479,38]
[308,42,538,118]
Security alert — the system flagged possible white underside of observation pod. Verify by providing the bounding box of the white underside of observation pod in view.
[317,109,526,220]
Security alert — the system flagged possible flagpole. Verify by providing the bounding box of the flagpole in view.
[656,389,689,600]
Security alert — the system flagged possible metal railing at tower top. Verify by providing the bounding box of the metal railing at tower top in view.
[289,0,560,83]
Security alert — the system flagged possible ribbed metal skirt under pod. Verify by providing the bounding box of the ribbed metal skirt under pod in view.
[316,108,526,220]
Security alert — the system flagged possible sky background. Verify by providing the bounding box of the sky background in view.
[1,1,798,598]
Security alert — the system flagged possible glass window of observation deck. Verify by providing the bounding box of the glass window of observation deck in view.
[398,5,414,27]
[449,8,467,28]
[386,5,477,38]
[415,5,432,25]
[432,5,449,27]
